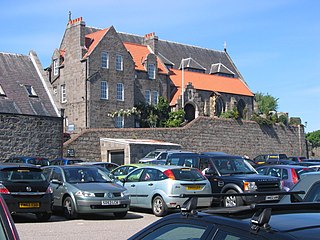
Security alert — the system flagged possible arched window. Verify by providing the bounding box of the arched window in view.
[237,99,246,119]
[215,97,225,117]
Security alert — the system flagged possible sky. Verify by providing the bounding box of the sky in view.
[1,0,319,132]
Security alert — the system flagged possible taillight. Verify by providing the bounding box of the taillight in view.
[163,169,175,180]
[0,184,10,194]
[291,169,299,184]
[46,186,53,194]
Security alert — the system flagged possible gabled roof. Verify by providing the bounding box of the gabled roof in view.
[179,57,206,71]
[0,52,58,116]
[123,42,168,74]
[83,28,110,59]
[210,63,235,75]
[169,69,254,106]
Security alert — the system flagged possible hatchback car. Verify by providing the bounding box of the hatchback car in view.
[49,158,84,165]
[0,164,53,221]
[256,165,314,191]
[42,165,130,219]
[253,153,288,165]
[121,165,212,216]
[3,156,50,167]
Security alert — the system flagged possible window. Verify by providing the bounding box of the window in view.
[115,116,124,128]
[53,86,57,95]
[100,81,108,99]
[127,169,144,182]
[101,52,109,68]
[116,55,123,71]
[116,83,124,101]
[0,84,6,96]
[25,85,38,97]
[61,84,67,103]
[152,91,158,105]
[145,90,151,104]
[53,59,59,76]
[148,63,156,79]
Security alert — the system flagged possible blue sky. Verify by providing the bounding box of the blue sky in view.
[1,0,319,132]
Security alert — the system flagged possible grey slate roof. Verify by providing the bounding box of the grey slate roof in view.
[0,52,58,116]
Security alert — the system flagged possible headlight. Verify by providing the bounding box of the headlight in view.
[121,190,129,197]
[75,191,95,197]
[244,181,257,191]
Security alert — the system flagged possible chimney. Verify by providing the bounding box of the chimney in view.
[143,32,158,55]
[67,17,86,48]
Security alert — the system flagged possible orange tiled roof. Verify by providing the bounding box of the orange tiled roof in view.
[170,69,254,105]
[123,42,168,74]
[83,28,110,59]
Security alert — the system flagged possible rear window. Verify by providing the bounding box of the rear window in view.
[0,168,46,181]
[171,168,205,181]
[166,154,199,167]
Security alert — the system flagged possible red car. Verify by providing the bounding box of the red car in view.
[0,194,20,239]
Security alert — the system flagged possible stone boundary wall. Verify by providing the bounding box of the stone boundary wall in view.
[63,117,306,162]
[0,113,63,160]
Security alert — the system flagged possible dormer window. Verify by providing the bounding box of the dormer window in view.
[25,85,38,97]
[53,59,59,76]
[148,63,156,79]
[116,55,123,71]
[0,84,6,96]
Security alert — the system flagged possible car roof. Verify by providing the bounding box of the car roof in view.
[256,164,310,169]
[132,165,198,171]
[0,163,41,170]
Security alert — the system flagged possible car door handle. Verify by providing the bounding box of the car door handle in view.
[148,183,153,186]
[131,184,135,187]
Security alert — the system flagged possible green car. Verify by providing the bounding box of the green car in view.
[111,164,145,180]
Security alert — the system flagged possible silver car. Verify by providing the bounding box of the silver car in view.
[42,165,130,219]
[122,165,212,216]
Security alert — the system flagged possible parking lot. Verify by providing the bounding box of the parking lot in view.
[15,210,159,240]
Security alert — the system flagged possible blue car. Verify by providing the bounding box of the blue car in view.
[49,158,84,165]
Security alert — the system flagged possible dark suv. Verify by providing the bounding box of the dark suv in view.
[0,164,53,221]
[168,153,281,207]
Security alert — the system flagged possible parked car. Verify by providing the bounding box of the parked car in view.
[253,153,288,165]
[280,172,320,203]
[256,165,314,191]
[42,165,130,219]
[49,158,84,165]
[165,150,200,167]
[121,165,212,216]
[110,164,145,180]
[0,194,20,239]
[288,156,307,162]
[3,156,50,167]
[76,161,119,171]
[139,149,171,162]
[129,195,320,240]
[0,164,53,221]
[138,159,166,165]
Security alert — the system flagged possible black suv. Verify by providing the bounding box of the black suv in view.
[167,152,282,207]
[0,164,53,221]
[129,194,320,240]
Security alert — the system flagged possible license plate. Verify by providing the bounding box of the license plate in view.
[265,195,279,201]
[19,202,40,208]
[186,185,202,190]
[101,200,120,206]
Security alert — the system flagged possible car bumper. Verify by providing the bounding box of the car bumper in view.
[75,198,131,214]
[164,196,212,209]
[243,193,280,204]
[2,194,53,214]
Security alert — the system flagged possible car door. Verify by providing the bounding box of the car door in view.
[134,168,158,207]
[124,168,144,205]
[49,167,65,206]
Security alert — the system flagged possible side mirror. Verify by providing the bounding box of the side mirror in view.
[205,168,217,175]
[51,179,63,185]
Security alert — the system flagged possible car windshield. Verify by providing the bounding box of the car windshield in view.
[213,157,257,175]
[143,151,161,159]
[171,168,206,181]
[64,167,112,183]
[0,168,46,182]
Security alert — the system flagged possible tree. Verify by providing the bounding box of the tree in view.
[255,92,279,115]
[306,130,320,147]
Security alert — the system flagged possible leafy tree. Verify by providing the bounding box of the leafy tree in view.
[255,92,279,115]
[165,109,185,127]
[220,106,239,120]
[306,130,320,147]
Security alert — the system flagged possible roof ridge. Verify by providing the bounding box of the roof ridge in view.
[0,52,27,57]
[123,41,146,47]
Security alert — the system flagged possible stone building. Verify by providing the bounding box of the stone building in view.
[0,51,63,160]
[47,16,254,133]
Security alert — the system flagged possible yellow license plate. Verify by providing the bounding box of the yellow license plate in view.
[19,202,40,208]
[186,185,202,190]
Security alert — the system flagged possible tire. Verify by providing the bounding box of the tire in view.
[223,190,244,208]
[152,196,168,217]
[35,212,51,221]
[113,211,127,218]
[63,196,78,219]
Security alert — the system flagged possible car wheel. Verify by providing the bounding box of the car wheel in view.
[63,196,78,219]
[35,212,51,221]
[152,196,168,217]
[113,211,127,218]
[223,190,244,208]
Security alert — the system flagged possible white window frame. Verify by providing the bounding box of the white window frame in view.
[100,81,108,100]
[116,55,123,71]
[101,51,109,68]
[116,83,124,101]
[152,90,158,105]
[148,63,156,79]
[0,84,6,96]
[115,116,124,128]
[61,84,67,103]
[25,85,38,97]
[53,59,59,76]
[145,90,151,105]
